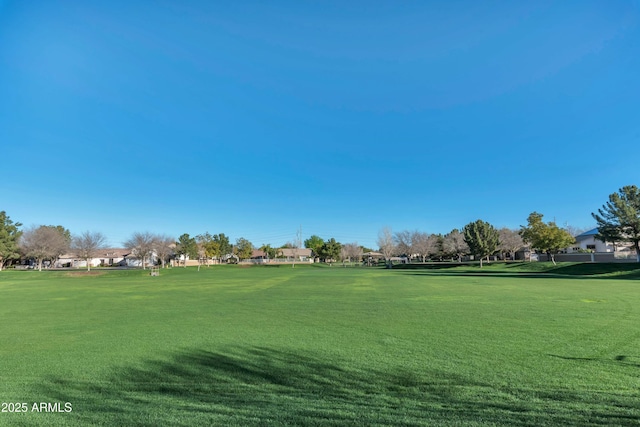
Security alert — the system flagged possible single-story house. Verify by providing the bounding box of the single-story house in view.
[566,229,614,253]
[57,248,131,268]
[250,250,267,260]
[278,248,313,261]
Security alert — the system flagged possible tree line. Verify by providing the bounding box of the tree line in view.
[376,213,573,268]
[1,185,639,270]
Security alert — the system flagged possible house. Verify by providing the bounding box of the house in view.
[567,229,614,253]
[57,248,131,268]
[250,250,267,260]
[278,248,313,261]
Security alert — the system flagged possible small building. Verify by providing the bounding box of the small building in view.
[278,248,313,262]
[250,250,267,260]
[567,229,614,253]
[57,248,131,268]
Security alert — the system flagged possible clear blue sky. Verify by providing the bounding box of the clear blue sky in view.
[1,0,639,249]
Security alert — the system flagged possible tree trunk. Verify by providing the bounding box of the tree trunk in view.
[479,256,483,268]
[87,257,91,272]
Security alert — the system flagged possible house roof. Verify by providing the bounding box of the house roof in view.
[362,251,384,257]
[98,248,131,258]
[576,228,599,238]
[60,248,130,259]
[278,248,312,257]
[251,250,266,258]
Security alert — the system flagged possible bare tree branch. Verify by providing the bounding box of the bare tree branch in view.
[71,231,107,271]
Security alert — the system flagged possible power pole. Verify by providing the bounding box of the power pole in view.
[293,225,302,268]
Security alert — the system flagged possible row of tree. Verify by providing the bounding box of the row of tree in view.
[0,215,575,272]
[375,212,577,268]
[0,222,364,271]
[375,226,525,265]
[375,185,640,266]
[1,185,639,270]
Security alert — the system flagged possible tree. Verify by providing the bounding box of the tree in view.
[377,227,395,268]
[196,233,220,266]
[175,233,198,267]
[463,220,500,268]
[124,232,157,269]
[50,225,72,266]
[196,238,208,270]
[318,238,342,263]
[565,225,589,238]
[235,237,253,260]
[154,235,175,268]
[411,231,436,262]
[19,225,70,271]
[342,242,363,265]
[394,230,414,261]
[213,233,232,258]
[519,212,575,265]
[71,231,107,271]
[0,211,22,271]
[592,185,640,262]
[498,228,524,261]
[304,235,324,260]
[42,225,71,246]
[442,229,468,262]
[259,244,277,260]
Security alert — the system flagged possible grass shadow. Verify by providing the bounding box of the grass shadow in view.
[395,262,640,281]
[34,346,640,426]
[549,354,640,368]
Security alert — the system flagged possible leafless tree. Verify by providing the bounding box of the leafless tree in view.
[342,242,363,266]
[196,239,208,271]
[442,229,469,262]
[154,235,175,268]
[124,232,156,269]
[498,228,525,260]
[411,231,434,262]
[71,231,107,271]
[565,225,590,237]
[394,230,414,262]
[377,227,395,268]
[340,246,348,266]
[20,225,70,271]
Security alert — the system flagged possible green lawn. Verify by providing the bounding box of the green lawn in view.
[0,264,639,426]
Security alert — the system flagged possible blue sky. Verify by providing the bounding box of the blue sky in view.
[1,0,639,249]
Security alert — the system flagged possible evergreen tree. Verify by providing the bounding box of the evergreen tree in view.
[304,235,324,260]
[175,233,198,267]
[592,185,640,262]
[319,238,342,263]
[0,211,22,271]
[463,220,500,268]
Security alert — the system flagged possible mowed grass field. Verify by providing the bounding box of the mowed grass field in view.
[0,264,639,426]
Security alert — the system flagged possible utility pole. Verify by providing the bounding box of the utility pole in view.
[292,225,302,268]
